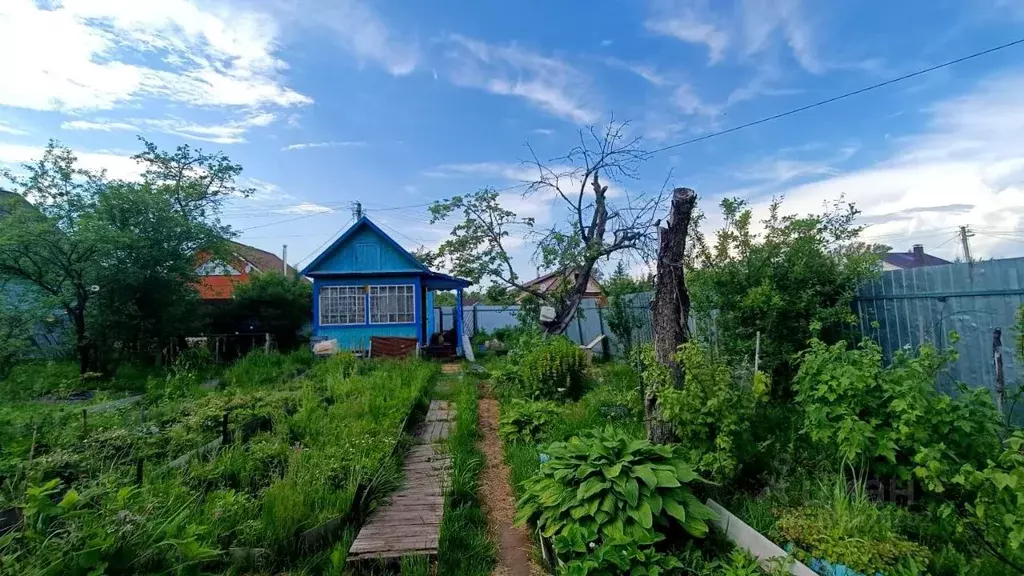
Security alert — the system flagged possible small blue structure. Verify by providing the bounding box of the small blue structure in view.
[300,217,472,355]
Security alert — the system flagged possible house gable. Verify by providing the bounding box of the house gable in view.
[302,217,426,276]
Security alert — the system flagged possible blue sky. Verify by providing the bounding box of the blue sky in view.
[2,0,1024,278]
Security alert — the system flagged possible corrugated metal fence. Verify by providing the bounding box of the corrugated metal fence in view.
[854,257,1024,396]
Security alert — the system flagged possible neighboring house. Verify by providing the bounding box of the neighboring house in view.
[882,244,951,271]
[520,269,606,305]
[195,241,297,300]
[300,217,472,355]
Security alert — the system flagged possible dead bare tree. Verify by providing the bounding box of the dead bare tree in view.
[646,187,697,443]
[428,119,666,335]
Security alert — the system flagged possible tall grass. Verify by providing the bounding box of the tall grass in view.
[0,353,437,575]
[222,348,317,389]
[437,374,495,576]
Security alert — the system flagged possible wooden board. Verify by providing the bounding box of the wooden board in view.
[706,499,817,576]
[348,400,456,563]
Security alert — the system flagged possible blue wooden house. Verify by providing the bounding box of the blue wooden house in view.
[300,217,472,356]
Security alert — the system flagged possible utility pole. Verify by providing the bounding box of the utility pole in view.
[281,245,288,274]
[353,201,363,221]
[959,225,974,263]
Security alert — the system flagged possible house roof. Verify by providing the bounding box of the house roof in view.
[882,248,951,269]
[229,241,297,276]
[522,268,603,295]
[300,216,472,288]
[301,216,428,276]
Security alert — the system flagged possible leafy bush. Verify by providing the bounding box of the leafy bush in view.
[655,342,758,483]
[774,474,929,575]
[499,399,562,444]
[793,334,1001,487]
[514,427,714,560]
[558,539,682,576]
[952,430,1024,568]
[519,336,588,401]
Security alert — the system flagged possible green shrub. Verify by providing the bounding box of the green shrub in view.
[793,334,1002,488]
[952,430,1024,568]
[558,540,682,576]
[642,342,757,483]
[519,336,588,401]
[499,399,562,444]
[514,427,714,561]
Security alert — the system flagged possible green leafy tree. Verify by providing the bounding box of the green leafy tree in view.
[603,261,650,355]
[229,272,312,350]
[690,196,884,394]
[0,139,250,373]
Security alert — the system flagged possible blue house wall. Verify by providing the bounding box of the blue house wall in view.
[311,275,422,350]
[312,226,422,274]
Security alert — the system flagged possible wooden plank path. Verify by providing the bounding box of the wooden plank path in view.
[347,400,455,562]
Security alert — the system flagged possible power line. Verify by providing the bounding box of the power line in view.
[648,36,1024,155]
[376,220,429,247]
[238,210,334,232]
[294,216,356,266]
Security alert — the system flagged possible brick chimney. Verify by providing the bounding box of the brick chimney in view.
[912,244,924,263]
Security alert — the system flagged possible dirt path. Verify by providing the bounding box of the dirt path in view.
[477,389,538,576]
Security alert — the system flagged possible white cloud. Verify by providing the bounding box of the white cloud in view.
[647,0,823,73]
[602,58,669,86]
[722,71,1024,260]
[0,0,311,113]
[243,178,293,203]
[645,11,729,64]
[315,0,418,75]
[61,120,138,132]
[275,202,334,215]
[0,142,142,181]
[0,121,29,136]
[134,113,277,144]
[281,141,369,151]
[740,0,821,73]
[672,85,721,117]
[532,128,555,136]
[442,34,599,124]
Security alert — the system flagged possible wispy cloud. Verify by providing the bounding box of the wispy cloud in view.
[532,128,555,136]
[61,120,138,132]
[645,9,729,64]
[441,34,600,124]
[132,113,276,144]
[602,57,669,86]
[313,0,418,75]
[0,142,142,180]
[281,141,369,151]
[0,121,28,136]
[275,202,335,215]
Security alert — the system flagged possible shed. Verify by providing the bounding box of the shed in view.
[300,217,472,356]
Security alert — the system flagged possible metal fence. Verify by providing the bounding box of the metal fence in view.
[854,257,1024,396]
[433,294,708,358]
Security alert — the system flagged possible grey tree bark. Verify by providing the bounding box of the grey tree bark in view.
[645,187,697,444]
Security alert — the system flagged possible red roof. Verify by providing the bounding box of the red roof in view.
[195,241,296,300]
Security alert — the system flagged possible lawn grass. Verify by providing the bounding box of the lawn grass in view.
[437,369,495,576]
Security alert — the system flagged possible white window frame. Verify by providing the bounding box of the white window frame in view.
[369,284,416,324]
[319,285,366,326]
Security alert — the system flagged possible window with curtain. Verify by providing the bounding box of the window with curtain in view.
[369,285,415,324]
[319,285,365,325]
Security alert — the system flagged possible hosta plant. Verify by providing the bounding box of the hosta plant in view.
[514,427,714,558]
[499,400,562,444]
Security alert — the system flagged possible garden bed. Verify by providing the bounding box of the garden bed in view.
[0,350,438,575]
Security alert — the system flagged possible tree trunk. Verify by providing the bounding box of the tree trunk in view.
[645,187,697,443]
[69,303,90,375]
